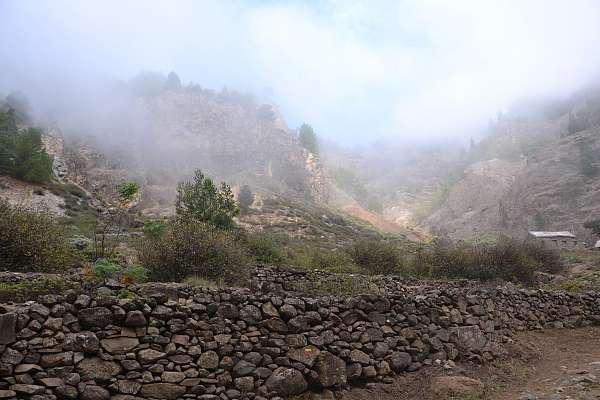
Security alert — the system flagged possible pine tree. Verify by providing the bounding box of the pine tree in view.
[299,123,318,154]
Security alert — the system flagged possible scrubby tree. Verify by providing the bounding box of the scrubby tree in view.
[175,170,238,229]
[5,91,31,124]
[579,140,598,177]
[0,109,53,183]
[165,71,182,92]
[584,219,600,237]
[238,185,253,214]
[299,123,318,154]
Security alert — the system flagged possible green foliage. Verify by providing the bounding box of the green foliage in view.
[91,259,122,281]
[91,259,147,285]
[584,218,600,236]
[350,239,402,275]
[309,250,359,273]
[117,288,135,299]
[0,199,77,272]
[299,123,318,154]
[92,180,140,261]
[5,91,31,124]
[165,71,182,91]
[183,276,221,288]
[239,232,285,264]
[116,181,140,204]
[143,220,165,238]
[0,277,75,303]
[579,140,598,177]
[138,217,249,284]
[238,185,253,214]
[411,237,563,284]
[568,111,590,135]
[533,210,546,230]
[0,108,53,183]
[175,170,239,229]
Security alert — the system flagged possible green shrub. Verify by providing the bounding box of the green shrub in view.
[238,232,285,264]
[411,237,563,284]
[0,277,76,303]
[138,217,249,284]
[0,108,53,183]
[91,259,122,281]
[175,169,238,229]
[143,220,165,238]
[0,199,76,272]
[90,259,146,285]
[309,250,359,273]
[238,185,253,214]
[350,239,402,275]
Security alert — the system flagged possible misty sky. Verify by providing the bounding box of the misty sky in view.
[2,0,600,143]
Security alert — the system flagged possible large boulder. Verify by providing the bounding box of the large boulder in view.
[78,307,113,328]
[64,331,100,353]
[77,357,122,381]
[288,346,320,367]
[449,325,486,352]
[315,352,347,388]
[265,367,307,396]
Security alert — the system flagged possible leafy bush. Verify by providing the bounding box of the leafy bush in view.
[309,250,359,273]
[0,199,76,272]
[411,237,563,284]
[238,185,253,214]
[584,218,600,237]
[0,277,76,303]
[299,123,318,154]
[143,220,165,238]
[239,232,285,264]
[175,169,238,229]
[350,239,402,275]
[0,108,53,183]
[116,181,140,204]
[90,259,147,285]
[138,217,249,284]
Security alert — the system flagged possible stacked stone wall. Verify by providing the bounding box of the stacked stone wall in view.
[1,269,599,400]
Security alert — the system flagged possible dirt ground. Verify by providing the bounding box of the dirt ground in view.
[337,326,600,400]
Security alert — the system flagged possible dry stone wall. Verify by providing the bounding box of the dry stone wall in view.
[1,273,600,400]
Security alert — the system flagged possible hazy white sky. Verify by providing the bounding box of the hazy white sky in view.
[1,0,600,143]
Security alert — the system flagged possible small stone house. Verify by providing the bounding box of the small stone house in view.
[528,231,578,249]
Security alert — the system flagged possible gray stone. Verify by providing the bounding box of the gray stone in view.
[389,352,412,372]
[233,360,256,377]
[81,385,110,400]
[449,325,487,352]
[161,371,185,383]
[100,337,139,354]
[138,348,165,364]
[287,346,320,367]
[0,313,16,344]
[349,349,370,365]
[64,331,99,352]
[77,357,122,381]
[78,307,113,328]
[9,384,45,395]
[124,311,147,327]
[240,305,262,325]
[198,351,219,369]
[1,348,23,365]
[315,351,347,388]
[140,383,186,400]
[265,367,308,397]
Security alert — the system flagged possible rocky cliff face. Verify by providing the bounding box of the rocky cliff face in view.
[61,90,328,216]
[424,120,600,241]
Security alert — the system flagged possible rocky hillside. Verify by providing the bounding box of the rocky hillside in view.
[59,89,326,215]
[422,94,600,241]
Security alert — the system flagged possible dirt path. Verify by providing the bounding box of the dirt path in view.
[338,327,600,400]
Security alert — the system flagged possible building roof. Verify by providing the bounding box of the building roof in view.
[528,231,576,239]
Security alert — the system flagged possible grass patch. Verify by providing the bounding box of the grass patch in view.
[0,277,77,303]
